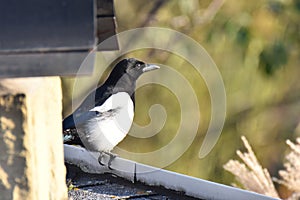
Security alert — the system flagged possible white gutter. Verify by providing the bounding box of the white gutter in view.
[64,144,279,200]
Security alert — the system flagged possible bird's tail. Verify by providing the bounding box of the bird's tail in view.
[63,129,84,146]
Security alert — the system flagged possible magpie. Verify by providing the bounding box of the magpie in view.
[63,58,159,168]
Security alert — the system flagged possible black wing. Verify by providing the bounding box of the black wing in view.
[62,83,113,129]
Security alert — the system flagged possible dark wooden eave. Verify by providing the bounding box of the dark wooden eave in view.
[97,0,119,51]
[0,0,118,78]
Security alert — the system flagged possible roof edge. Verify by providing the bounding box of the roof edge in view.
[64,144,279,200]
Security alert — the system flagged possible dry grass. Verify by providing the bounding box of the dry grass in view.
[223,136,279,198]
[277,139,300,192]
[277,138,300,200]
[224,136,300,199]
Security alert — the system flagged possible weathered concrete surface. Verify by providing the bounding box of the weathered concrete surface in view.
[0,77,67,200]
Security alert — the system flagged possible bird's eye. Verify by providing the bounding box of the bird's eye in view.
[136,63,141,68]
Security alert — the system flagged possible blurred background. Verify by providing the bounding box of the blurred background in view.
[62,0,300,193]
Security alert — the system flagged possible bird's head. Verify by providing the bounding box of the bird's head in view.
[113,58,160,80]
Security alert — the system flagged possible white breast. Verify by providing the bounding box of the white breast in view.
[77,92,134,152]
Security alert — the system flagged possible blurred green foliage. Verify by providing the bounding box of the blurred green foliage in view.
[62,0,300,194]
[259,41,288,75]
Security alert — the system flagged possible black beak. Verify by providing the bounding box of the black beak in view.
[142,64,160,72]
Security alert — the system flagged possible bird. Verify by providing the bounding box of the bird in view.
[63,58,159,168]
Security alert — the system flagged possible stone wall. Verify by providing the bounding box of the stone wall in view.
[0,77,67,200]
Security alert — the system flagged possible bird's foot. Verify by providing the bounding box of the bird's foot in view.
[98,152,105,166]
[98,151,117,170]
[107,152,117,170]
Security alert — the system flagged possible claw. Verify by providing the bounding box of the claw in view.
[97,151,117,169]
[107,153,117,170]
[98,152,105,166]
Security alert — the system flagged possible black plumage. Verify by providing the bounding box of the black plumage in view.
[63,58,159,167]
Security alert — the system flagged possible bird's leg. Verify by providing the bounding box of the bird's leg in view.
[98,152,105,166]
[104,152,117,170]
[98,151,117,169]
